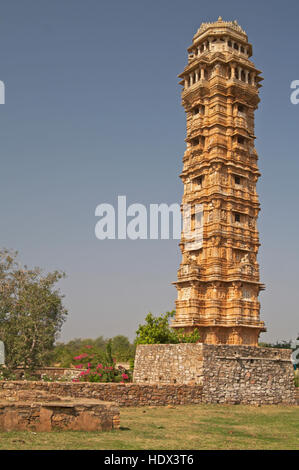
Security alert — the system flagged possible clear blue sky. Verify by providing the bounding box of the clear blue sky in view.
[0,0,298,343]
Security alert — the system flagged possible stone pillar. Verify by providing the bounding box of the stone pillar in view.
[230,64,235,79]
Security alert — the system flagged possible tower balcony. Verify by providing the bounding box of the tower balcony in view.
[181,73,261,103]
[227,225,257,240]
[234,116,249,130]
[207,136,228,151]
[176,263,201,282]
[181,78,209,99]
[232,140,250,153]
[188,121,204,136]
[232,152,258,168]
[182,146,205,168]
[227,76,261,93]
[227,265,260,280]
[196,269,260,284]
[203,114,229,128]
[188,126,206,141]
[206,146,228,160]
[174,299,263,327]
[225,187,259,203]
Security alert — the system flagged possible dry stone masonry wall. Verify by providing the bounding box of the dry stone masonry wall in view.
[134,344,296,405]
[0,381,203,407]
[133,344,204,385]
[0,344,295,408]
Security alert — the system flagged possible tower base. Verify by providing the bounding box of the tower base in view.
[133,344,296,405]
[171,324,264,346]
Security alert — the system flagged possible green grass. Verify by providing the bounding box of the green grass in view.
[0,404,298,450]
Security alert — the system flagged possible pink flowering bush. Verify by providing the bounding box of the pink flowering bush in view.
[72,341,132,383]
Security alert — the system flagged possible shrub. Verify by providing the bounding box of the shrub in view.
[135,310,200,345]
[72,342,132,383]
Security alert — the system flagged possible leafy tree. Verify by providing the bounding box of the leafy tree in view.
[93,336,107,350]
[0,249,67,371]
[111,335,134,361]
[105,339,114,367]
[135,310,200,345]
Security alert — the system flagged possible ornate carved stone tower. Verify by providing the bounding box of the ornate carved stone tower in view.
[172,17,266,346]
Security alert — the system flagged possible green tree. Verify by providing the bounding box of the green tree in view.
[0,249,67,371]
[93,336,107,350]
[111,335,134,361]
[105,339,114,367]
[135,310,200,345]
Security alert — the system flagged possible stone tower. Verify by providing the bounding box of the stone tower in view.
[172,17,266,346]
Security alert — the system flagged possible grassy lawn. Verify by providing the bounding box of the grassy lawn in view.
[0,404,298,450]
